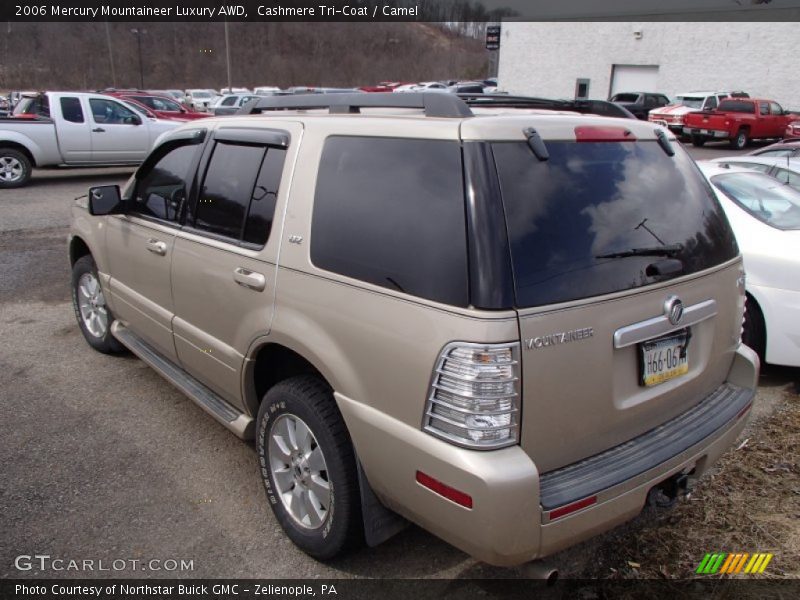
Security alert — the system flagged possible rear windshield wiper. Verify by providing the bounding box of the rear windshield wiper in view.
[596,243,683,259]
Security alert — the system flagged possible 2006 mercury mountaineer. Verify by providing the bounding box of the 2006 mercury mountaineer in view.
[68,93,759,567]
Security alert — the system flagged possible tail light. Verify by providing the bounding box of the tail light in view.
[423,342,520,449]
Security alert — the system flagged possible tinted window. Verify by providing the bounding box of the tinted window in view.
[60,97,84,123]
[611,93,640,103]
[770,102,783,115]
[759,102,769,116]
[196,142,265,239]
[133,145,198,222]
[89,98,137,124]
[704,96,718,110]
[712,172,800,230]
[221,96,238,106]
[243,148,286,246]
[493,141,738,307]
[719,100,755,114]
[312,137,467,306]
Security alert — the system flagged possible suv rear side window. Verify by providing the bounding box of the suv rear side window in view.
[492,141,738,307]
[194,141,286,246]
[311,136,468,306]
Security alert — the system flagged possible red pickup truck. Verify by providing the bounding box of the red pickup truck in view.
[683,98,793,149]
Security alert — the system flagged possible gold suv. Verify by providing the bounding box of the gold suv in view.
[68,93,759,566]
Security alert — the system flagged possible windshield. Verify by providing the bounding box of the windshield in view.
[492,140,738,307]
[192,91,212,99]
[675,96,704,108]
[712,172,800,230]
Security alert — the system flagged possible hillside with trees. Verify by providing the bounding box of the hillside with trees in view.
[0,22,490,90]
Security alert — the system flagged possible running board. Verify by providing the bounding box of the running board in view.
[110,321,254,439]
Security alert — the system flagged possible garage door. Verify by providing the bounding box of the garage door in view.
[610,65,659,96]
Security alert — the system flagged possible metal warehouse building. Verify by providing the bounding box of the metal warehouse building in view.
[497,22,799,110]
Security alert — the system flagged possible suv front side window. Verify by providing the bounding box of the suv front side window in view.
[132,144,198,222]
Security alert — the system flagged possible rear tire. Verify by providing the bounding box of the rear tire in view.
[731,128,749,150]
[0,148,32,188]
[256,376,363,560]
[691,135,706,147]
[71,255,125,354]
[742,297,766,365]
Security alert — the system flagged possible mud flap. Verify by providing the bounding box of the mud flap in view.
[356,458,409,547]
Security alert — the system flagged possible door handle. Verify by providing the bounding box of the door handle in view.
[92,127,105,133]
[145,238,167,256]
[233,267,266,291]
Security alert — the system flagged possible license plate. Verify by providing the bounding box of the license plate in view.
[700,129,710,135]
[639,330,689,387]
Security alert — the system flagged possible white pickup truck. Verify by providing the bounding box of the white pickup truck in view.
[0,91,179,188]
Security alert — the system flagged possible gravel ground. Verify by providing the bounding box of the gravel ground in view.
[1,155,797,580]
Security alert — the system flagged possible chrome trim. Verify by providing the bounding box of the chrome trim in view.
[614,299,717,349]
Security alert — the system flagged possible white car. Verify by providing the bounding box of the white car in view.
[253,86,281,95]
[219,87,251,95]
[393,82,449,93]
[698,161,800,367]
[184,89,216,111]
[710,156,800,193]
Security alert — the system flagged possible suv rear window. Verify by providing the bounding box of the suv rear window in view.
[311,136,468,306]
[492,141,738,307]
[718,100,755,113]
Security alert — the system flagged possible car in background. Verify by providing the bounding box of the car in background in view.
[710,156,800,192]
[786,121,800,139]
[648,91,747,135]
[184,89,216,111]
[608,92,670,120]
[683,98,793,149]
[0,96,9,117]
[212,93,261,115]
[253,86,281,95]
[106,91,210,121]
[220,87,251,95]
[697,161,800,367]
[448,81,487,94]
[394,81,449,93]
[149,89,186,103]
[749,139,800,159]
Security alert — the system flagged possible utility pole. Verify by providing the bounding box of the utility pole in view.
[130,28,147,89]
[105,22,116,88]
[224,21,232,92]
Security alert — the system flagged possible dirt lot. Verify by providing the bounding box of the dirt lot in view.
[1,163,799,581]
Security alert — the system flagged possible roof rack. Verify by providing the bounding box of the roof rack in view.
[457,94,637,119]
[238,92,473,118]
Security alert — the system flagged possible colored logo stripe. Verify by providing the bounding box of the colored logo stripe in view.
[698,552,773,574]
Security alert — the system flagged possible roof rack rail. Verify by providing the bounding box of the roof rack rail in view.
[237,92,473,118]
[458,94,638,120]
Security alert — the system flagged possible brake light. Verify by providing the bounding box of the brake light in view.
[574,126,637,142]
[416,471,473,509]
[422,342,520,449]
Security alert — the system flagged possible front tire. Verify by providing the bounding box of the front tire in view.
[71,255,125,354]
[0,148,32,188]
[256,376,362,560]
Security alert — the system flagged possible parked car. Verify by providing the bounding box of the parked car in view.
[648,91,746,135]
[786,121,800,139]
[68,92,757,567]
[698,161,800,366]
[220,87,251,95]
[254,86,281,95]
[749,139,800,158]
[212,94,261,115]
[608,92,670,120]
[683,98,794,149]
[184,89,216,111]
[106,91,210,121]
[0,96,9,117]
[157,89,187,103]
[394,82,449,93]
[448,81,486,94]
[710,156,800,192]
[0,91,178,187]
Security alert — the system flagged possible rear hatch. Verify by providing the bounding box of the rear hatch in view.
[490,130,743,472]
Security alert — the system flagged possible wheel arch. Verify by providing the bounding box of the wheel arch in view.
[0,140,38,167]
[69,235,92,266]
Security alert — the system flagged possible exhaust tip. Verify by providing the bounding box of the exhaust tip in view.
[523,560,559,585]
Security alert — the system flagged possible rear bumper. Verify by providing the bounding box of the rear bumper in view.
[337,345,758,566]
[682,127,730,139]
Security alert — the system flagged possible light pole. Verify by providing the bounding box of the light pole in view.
[130,28,147,89]
[224,21,232,93]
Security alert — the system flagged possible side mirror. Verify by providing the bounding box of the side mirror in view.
[88,185,124,216]
[124,115,142,125]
